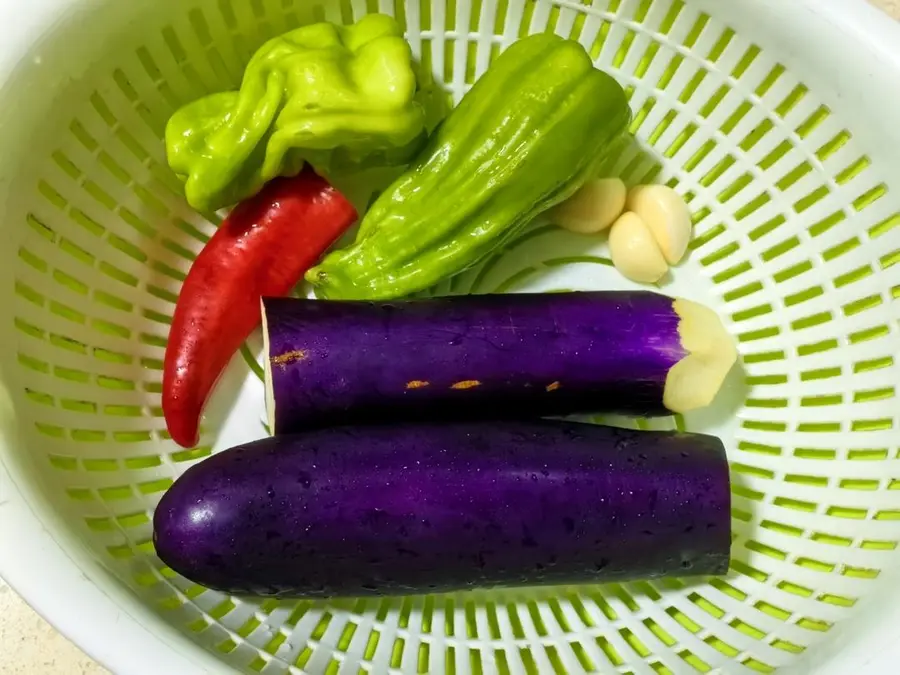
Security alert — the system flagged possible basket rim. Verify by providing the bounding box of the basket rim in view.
[2,0,900,674]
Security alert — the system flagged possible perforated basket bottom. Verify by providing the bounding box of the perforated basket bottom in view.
[6,0,900,673]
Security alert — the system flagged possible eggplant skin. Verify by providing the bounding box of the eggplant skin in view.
[153,421,731,598]
[264,291,687,434]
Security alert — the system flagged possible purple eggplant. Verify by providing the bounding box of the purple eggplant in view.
[153,420,731,597]
[262,291,736,435]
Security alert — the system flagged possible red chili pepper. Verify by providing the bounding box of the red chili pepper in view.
[163,169,357,448]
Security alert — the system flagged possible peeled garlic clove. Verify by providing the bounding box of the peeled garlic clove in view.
[626,185,692,264]
[551,178,627,234]
[608,212,669,284]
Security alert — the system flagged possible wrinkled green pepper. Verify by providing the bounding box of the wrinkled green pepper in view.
[306,33,632,300]
[166,15,428,212]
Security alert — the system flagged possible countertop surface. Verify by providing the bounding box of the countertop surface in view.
[2,1,899,673]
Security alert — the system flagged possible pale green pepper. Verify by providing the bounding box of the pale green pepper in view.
[166,14,428,212]
[307,34,632,300]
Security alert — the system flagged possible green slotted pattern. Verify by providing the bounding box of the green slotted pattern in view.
[5,0,900,673]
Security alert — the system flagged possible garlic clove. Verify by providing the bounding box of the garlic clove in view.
[551,177,627,234]
[608,211,669,284]
[626,185,692,264]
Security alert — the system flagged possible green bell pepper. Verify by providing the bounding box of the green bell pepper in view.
[306,33,632,300]
[166,14,429,212]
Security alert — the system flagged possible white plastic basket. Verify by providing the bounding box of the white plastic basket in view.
[3,0,900,673]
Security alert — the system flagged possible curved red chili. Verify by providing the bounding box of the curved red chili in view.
[163,169,357,448]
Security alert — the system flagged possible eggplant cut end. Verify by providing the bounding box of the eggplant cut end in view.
[664,298,738,413]
[261,298,277,433]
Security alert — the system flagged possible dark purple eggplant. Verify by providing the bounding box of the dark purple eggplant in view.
[262,291,736,434]
[153,420,731,597]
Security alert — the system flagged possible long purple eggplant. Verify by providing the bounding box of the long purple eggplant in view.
[262,291,736,435]
[153,420,731,597]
